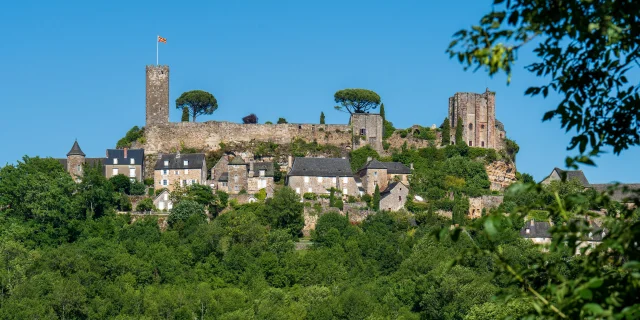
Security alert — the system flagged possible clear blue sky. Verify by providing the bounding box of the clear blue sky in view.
[1,0,638,183]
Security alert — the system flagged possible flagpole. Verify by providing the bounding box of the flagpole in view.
[156,35,159,65]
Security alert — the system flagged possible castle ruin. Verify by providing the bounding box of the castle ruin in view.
[448,89,506,149]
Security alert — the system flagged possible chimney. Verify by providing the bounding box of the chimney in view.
[288,155,293,169]
[367,156,372,162]
[410,163,414,170]
[124,148,128,159]
[249,160,254,176]
[176,151,181,159]
[530,220,535,226]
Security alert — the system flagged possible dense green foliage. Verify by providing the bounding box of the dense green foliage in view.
[373,185,380,211]
[319,111,325,124]
[181,107,189,122]
[277,117,288,124]
[455,117,463,145]
[348,145,381,172]
[175,90,218,122]
[242,113,258,124]
[441,117,451,146]
[116,126,144,149]
[334,88,381,114]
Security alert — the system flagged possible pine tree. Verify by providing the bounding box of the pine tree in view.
[320,112,325,124]
[441,117,451,146]
[455,116,464,145]
[373,184,381,211]
[181,107,189,122]
[380,103,386,122]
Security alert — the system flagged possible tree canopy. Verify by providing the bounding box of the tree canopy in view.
[243,113,258,124]
[334,89,381,114]
[175,90,218,122]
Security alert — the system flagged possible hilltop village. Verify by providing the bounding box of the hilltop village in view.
[53,65,636,238]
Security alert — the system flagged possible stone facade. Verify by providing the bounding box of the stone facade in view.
[154,153,207,192]
[227,161,249,194]
[468,195,504,218]
[153,190,174,211]
[67,154,85,182]
[351,113,384,153]
[380,182,409,211]
[146,65,169,126]
[212,156,275,196]
[105,164,143,181]
[357,159,411,195]
[485,160,517,191]
[288,175,359,197]
[448,89,506,150]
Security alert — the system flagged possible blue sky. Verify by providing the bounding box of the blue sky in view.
[1,0,638,183]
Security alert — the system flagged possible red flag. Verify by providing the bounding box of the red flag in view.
[158,36,167,43]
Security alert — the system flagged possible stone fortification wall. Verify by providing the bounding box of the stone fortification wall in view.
[144,121,352,154]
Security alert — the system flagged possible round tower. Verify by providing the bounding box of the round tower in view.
[67,140,86,182]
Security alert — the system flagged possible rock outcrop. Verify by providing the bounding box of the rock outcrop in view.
[485,160,517,191]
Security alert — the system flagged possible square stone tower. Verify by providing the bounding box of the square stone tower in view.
[146,65,170,126]
[351,113,384,153]
[448,89,506,150]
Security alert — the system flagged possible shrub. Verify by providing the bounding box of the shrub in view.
[143,178,154,186]
[168,200,206,227]
[303,192,317,200]
[147,187,155,197]
[110,174,131,194]
[116,126,144,149]
[361,194,372,207]
[136,198,155,213]
[277,117,288,124]
[399,130,408,138]
[242,113,258,124]
[256,189,267,201]
[347,195,357,203]
[383,141,391,150]
[155,188,168,196]
[265,121,273,124]
[130,180,146,196]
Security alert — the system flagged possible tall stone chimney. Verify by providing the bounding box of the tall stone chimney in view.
[146,65,170,127]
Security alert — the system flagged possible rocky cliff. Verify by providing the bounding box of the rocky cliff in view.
[485,160,517,191]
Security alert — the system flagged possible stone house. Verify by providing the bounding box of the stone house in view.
[154,152,207,191]
[153,189,174,211]
[380,182,409,211]
[520,220,605,250]
[287,157,359,197]
[104,148,144,182]
[212,156,275,196]
[541,167,590,187]
[56,140,105,182]
[357,158,411,195]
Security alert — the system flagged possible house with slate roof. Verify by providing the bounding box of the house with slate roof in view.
[541,167,590,187]
[104,148,145,182]
[212,155,275,196]
[357,158,412,195]
[380,181,409,211]
[56,140,106,182]
[520,219,606,252]
[286,157,359,196]
[154,152,207,191]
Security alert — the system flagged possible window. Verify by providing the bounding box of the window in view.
[317,177,323,183]
[192,179,196,185]
[162,169,168,175]
[158,202,164,210]
[162,179,168,186]
[164,194,168,201]
[481,141,485,147]
[481,124,485,129]
[304,176,309,183]
[130,158,135,165]
[113,158,118,165]
[234,186,240,191]
[468,141,472,146]
[182,180,187,186]
[342,177,348,183]
[185,169,189,174]
[373,171,377,176]
[332,177,337,183]
[360,128,366,135]
[112,168,118,175]
[129,168,135,177]
[399,196,402,201]
[175,170,180,175]
[468,123,473,130]
[164,160,169,167]
[222,182,228,187]
[308,187,312,193]
[259,170,265,177]
[259,180,266,188]
[295,187,300,194]
[234,175,238,182]
[342,188,348,195]
[183,160,189,166]
[525,228,530,234]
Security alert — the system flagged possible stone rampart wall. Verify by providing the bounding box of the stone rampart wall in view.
[144,122,352,154]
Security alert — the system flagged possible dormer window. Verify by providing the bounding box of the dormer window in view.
[113,158,118,165]
[164,160,169,167]
[130,158,135,165]
[183,160,189,166]
[259,170,266,177]
[525,228,531,234]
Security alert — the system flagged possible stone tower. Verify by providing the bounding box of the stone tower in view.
[146,65,170,126]
[351,113,384,153]
[448,89,506,150]
[67,140,86,182]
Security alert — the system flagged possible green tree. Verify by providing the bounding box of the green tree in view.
[373,185,381,211]
[349,145,380,171]
[76,164,115,218]
[455,116,463,145]
[452,194,468,226]
[242,113,258,124]
[130,180,146,196]
[320,112,325,124]
[116,126,144,149]
[334,88,381,114]
[175,90,218,122]
[441,117,451,146]
[168,200,206,227]
[181,107,189,122]
[109,174,131,194]
[265,187,304,237]
[135,198,155,213]
[277,118,288,124]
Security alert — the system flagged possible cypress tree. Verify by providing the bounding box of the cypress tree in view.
[373,184,381,211]
[441,117,451,146]
[380,103,386,122]
[320,112,325,124]
[181,107,189,122]
[455,116,464,145]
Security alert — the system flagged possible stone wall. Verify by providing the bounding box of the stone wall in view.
[485,160,517,191]
[468,195,504,218]
[144,122,352,155]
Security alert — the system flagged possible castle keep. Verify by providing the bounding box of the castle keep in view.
[448,89,506,149]
[143,65,384,155]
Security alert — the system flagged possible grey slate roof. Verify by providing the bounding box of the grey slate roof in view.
[591,183,640,203]
[67,141,86,156]
[520,220,606,241]
[105,149,144,166]
[359,159,411,174]
[229,157,246,165]
[154,153,206,170]
[495,119,505,131]
[381,181,408,195]
[251,162,275,177]
[288,157,353,177]
[551,167,590,187]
